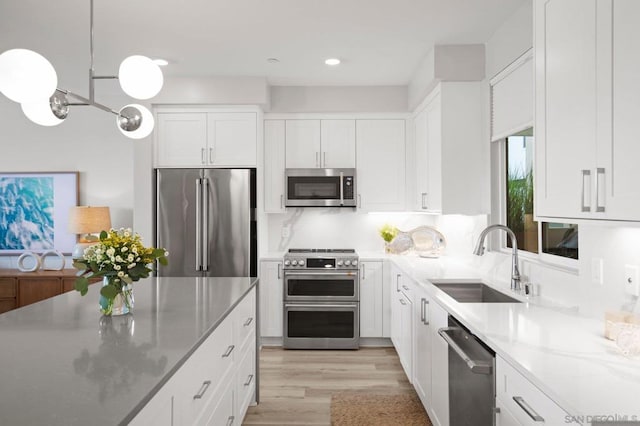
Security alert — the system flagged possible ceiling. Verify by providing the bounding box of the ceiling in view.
[1,0,525,89]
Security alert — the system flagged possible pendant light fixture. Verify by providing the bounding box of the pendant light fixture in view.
[0,0,163,139]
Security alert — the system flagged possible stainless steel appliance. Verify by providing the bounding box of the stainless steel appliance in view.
[283,248,360,349]
[285,168,356,207]
[438,316,496,426]
[155,168,257,277]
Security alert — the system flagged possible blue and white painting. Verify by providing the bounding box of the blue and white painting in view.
[0,177,55,251]
[0,173,77,254]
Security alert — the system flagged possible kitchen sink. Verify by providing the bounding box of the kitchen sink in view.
[433,282,522,303]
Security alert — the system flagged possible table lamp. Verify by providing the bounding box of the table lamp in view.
[68,206,111,259]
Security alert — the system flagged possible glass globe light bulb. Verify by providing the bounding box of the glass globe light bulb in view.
[117,104,154,139]
[0,49,57,103]
[118,55,163,100]
[20,92,68,126]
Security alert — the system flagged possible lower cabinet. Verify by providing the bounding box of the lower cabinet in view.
[412,285,432,412]
[390,266,413,381]
[130,287,256,426]
[258,260,283,338]
[359,260,384,338]
[496,356,570,426]
[429,295,449,426]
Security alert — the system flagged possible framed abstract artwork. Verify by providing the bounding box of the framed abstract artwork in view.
[0,172,79,255]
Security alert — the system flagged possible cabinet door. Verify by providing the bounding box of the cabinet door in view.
[535,0,598,218]
[285,120,321,168]
[259,260,283,338]
[430,300,449,426]
[414,107,429,211]
[389,264,403,348]
[398,291,412,381]
[495,397,521,426]
[424,97,442,212]
[156,113,208,167]
[18,278,61,307]
[603,0,640,219]
[207,113,257,166]
[128,382,174,426]
[264,120,286,213]
[359,260,383,338]
[320,120,356,168]
[356,120,406,212]
[412,288,432,412]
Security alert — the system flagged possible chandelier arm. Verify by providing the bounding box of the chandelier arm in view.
[60,88,119,115]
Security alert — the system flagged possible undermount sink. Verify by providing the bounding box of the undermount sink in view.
[433,282,522,303]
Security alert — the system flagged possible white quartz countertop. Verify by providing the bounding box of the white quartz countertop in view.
[0,276,258,426]
[389,254,640,420]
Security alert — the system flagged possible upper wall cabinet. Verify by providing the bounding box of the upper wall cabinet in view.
[535,0,640,221]
[356,120,406,212]
[412,82,489,215]
[264,120,286,213]
[155,110,257,168]
[285,120,356,168]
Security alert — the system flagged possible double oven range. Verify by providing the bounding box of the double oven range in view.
[283,249,360,349]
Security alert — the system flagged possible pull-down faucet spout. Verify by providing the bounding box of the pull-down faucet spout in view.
[473,224,521,292]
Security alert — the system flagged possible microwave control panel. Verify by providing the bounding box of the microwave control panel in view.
[343,177,354,199]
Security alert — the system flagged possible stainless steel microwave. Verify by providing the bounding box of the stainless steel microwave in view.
[285,168,356,207]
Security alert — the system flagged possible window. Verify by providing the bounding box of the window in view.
[499,127,578,262]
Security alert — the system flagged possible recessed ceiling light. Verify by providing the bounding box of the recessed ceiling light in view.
[325,58,341,66]
[267,58,280,64]
[153,58,169,66]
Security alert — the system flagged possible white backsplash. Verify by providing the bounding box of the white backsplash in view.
[266,209,640,319]
[266,208,488,256]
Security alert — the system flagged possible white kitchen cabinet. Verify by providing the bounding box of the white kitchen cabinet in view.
[285,119,356,168]
[389,263,413,382]
[155,111,257,167]
[412,82,487,214]
[264,120,286,213]
[359,260,384,338]
[495,397,521,426]
[412,285,432,414]
[496,355,570,425]
[130,287,256,426]
[156,112,208,167]
[356,120,406,212]
[535,0,640,221]
[259,260,283,338]
[429,297,449,426]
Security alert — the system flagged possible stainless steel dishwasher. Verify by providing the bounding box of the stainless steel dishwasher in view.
[438,316,496,426]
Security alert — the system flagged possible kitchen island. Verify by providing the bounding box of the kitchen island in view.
[0,276,258,426]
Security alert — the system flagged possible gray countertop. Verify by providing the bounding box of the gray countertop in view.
[0,276,258,426]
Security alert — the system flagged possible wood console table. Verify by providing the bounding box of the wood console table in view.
[0,269,99,314]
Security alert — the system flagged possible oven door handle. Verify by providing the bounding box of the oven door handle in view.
[283,271,358,276]
[284,303,358,309]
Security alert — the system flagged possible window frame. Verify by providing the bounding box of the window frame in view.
[491,133,579,271]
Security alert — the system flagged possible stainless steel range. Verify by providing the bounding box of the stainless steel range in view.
[283,249,360,349]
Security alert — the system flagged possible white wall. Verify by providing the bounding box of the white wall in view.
[269,86,407,113]
[0,90,138,268]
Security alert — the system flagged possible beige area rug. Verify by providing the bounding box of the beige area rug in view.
[331,392,432,426]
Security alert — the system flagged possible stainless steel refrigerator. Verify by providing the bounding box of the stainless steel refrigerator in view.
[155,168,257,277]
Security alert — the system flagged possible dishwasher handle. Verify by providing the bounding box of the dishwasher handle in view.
[438,327,493,375]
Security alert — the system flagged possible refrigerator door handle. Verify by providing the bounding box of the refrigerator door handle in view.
[195,178,202,271]
[202,177,210,272]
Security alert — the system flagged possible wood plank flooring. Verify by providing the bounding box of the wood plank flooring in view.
[243,346,416,426]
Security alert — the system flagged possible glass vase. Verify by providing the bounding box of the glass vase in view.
[99,276,134,316]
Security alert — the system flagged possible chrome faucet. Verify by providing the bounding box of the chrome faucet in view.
[473,224,521,292]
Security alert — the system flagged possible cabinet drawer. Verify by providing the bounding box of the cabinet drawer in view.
[0,298,17,314]
[175,316,235,425]
[234,288,256,349]
[0,278,16,298]
[496,356,570,425]
[202,377,234,426]
[236,335,256,420]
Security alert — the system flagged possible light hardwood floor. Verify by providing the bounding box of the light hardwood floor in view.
[243,346,415,426]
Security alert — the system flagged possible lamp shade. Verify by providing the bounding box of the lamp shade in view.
[21,99,64,126]
[68,206,111,235]
[118,55,163,100]
[0,49,58,103]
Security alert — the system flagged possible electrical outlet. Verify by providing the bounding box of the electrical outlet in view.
[592,258,604,285]
[624,264,640,296]
[282,225,291,239]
